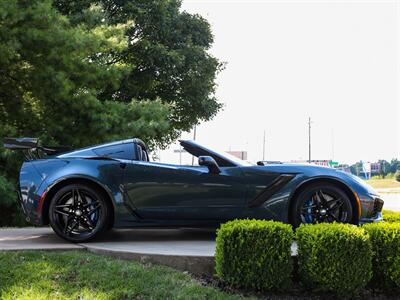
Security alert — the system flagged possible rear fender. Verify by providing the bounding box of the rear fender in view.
[36,159,125,225]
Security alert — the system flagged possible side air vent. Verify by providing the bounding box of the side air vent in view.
[249,174,295,208]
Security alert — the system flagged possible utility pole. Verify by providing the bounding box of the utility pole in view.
[331,129,335,161]
[191,124,197,166]
[262,130,266,161]
[193,124,197,141]
[308,117,312,163]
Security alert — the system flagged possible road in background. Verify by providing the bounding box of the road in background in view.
[381,192,400,212]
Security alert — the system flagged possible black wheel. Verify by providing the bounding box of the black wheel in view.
[292,183,354,227]
[49,184,110,242]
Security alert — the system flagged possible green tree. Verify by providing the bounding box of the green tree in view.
[389,159,400,174]
[350,161,363,176]
[0,0,171,150]
[378,159,390,178]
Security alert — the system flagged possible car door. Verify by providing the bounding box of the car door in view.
[122,161,247,221]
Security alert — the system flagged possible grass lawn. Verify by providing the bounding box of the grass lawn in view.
[366,178,400,190]
[0,251,252,300]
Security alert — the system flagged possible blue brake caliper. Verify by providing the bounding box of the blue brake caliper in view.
[303,198,314,224]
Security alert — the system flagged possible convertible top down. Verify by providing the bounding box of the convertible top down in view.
[5,137,383,242]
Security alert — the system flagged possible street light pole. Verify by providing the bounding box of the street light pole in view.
[191,125,197,166]
[308,117,312,163]
[262,130,266,161]
[331,128,335,161]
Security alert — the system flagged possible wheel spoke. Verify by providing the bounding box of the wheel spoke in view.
[54,209,70,217]
[80,190,86,202]
[55,204,72,208]
[328,212,338,221]
[64,216,73,233]
[76,189,83,205]
[302,212,317,218]
[83,201,100,209]
[317,190,328,204]
[87,204,101,216]
[303,204,317,210]
[313,192,323,205]
[81,217,94,230]
[329,199,344,211]
[66,219,79,234]
[71,189,77,206]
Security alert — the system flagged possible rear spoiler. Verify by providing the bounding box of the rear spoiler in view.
[3,137,71,160]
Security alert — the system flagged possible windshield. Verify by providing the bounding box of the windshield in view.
[180,140,253,167]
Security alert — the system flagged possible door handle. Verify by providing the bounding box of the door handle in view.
[119,162,127,169]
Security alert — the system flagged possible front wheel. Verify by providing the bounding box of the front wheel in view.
[292,183,354,227]
[49,184,110,242]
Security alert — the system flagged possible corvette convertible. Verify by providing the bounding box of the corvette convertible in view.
[5,137,383,242]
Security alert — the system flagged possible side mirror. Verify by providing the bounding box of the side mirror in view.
[198,156,221,174]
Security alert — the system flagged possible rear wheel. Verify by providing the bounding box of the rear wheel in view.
[49,184,110,242]
[292,183,354,227]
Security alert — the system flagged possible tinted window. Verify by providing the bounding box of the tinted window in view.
[94,143,135,160]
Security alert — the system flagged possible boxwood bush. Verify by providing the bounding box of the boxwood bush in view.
[382,209,400,223]
[296,223,372,295]
[363,222,400,290]
[215,219,293,291]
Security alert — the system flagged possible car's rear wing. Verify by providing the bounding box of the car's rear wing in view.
[3,137,71,160]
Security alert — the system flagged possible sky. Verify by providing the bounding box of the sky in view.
[159,0,400,166]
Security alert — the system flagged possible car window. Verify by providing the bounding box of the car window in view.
[93,143,135,160]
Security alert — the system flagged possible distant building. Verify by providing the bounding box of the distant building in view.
[227,151,248,160]
[359,161,381,179]
[370,162,381,175]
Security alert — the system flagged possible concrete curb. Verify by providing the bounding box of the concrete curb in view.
[86,247,215,276]
[0,227,216,276]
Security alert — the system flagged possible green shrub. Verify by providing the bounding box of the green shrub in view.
[382,210,400,223]
[296,223,372,295]
[215,219,293,291]
[0,174,26,227]
[363,222,400,290]
[0,174,15,206]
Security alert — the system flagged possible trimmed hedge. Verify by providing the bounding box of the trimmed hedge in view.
[382,210,400,223]
[215,219,293,291]
[363,222,400,290]
[296,223,372,295]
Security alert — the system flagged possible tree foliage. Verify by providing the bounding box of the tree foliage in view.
[1,0,221,150]
[0,0,175,149]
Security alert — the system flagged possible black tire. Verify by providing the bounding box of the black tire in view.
[291,183,354,227]
[49,184,111,242]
